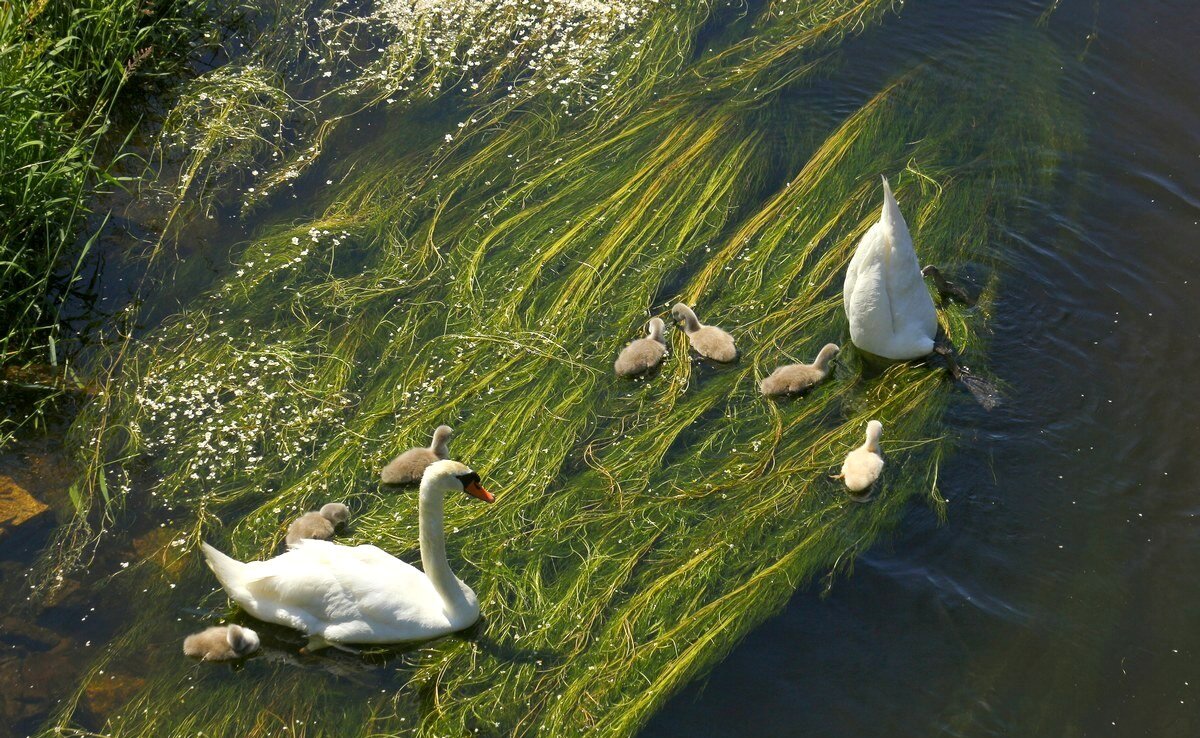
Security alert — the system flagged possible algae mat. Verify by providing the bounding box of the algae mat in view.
[39,2,1079,736]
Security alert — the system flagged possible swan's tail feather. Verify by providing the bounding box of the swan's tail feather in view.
[201,542,249,597]
[880,175,902,228]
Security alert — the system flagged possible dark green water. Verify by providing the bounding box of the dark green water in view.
[2,1,1198,736]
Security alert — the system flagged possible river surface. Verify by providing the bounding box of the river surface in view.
[648,0,1200,735]
[3,0,1198,736]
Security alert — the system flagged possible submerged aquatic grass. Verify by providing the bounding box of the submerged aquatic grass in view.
[158,0,690,211]
[36,2,1079,737]
[0,0,211,364]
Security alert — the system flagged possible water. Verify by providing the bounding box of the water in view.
[2,0,1198,736]
[648,1,1200,735]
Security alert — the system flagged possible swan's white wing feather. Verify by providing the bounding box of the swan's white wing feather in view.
[843,237,862,315]
[883,202,937,354]
[233,541,452,642]
[846,221,894,351]
[844,181,937,360]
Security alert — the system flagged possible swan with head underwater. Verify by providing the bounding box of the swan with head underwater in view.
[843,177,938,360]
[201,460,494,651]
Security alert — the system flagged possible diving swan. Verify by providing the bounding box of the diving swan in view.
[201,460,494,650]
[843,178,938,360]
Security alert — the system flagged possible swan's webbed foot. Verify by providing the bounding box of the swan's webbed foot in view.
[301,635,332,654]
[301,634,360,655]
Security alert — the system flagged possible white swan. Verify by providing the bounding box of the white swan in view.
[843,177,938,360]
[201,460,494,650]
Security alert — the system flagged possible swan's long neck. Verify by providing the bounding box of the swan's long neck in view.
[675,305,701,332]
[648,319,665,342]
[864,422,883,453]
[418,480,472,618]
[813,344,838,371]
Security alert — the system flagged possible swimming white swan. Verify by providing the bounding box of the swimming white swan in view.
[201,460,494,650]
[843,178,938,360]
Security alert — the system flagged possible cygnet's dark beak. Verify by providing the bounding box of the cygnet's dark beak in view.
[465,480,495,503]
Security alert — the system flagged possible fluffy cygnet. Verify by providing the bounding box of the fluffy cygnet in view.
[921,265,976,307]
[285,502,351,547]
[380,425,453,485]
[670,303,737,362]
[183,624,260,661]
[614,317,668,377]
[835,420,884,499]
[760,343,840,397]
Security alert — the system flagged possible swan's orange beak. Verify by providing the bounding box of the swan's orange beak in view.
[465,480,495,503]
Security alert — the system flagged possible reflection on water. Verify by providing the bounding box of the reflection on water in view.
[2,0,1198,736]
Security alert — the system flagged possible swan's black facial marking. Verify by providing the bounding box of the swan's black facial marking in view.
[455,471,481,489]
[456,470,495,503]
